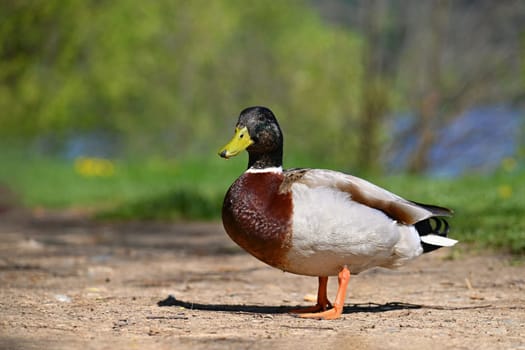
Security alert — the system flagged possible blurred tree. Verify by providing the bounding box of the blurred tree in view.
[356,0,391,173]
[0,0,362,167]
[313,0,525,173]
[400,0,525,173]
[2,0,523,172]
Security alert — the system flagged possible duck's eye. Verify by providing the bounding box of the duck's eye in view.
[239,133,244,138]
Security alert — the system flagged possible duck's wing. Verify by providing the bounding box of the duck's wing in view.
[283,168,453,225]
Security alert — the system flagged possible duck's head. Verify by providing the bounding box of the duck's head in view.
[219,106,283,169]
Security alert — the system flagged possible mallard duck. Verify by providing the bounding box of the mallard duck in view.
[218,106,457,320]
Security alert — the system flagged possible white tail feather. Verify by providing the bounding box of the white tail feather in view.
[420,234,458,247]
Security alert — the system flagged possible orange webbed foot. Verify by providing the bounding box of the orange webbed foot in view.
[290,276,332,314]
[290,300,333,314]
[298,306,343,320]
[292,266,350,320]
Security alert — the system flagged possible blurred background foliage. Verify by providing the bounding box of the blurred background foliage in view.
[0,0,363,160]
[1,0,525,253]
[1,0,524,167]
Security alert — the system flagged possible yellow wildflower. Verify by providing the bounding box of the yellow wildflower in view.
[74,157,115,177]
[497,184,512,199]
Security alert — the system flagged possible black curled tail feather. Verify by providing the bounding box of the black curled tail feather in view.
[415,217,451,253]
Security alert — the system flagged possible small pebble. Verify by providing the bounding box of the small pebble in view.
[54,294,72,303]
[303,294,317,302]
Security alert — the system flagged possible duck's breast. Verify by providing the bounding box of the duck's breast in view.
[222,172,293,269]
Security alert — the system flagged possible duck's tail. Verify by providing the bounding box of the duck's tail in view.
[415,217,458,253]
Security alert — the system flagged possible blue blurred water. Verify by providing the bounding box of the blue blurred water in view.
[385,106,523,177]
[64,131,120,159]
[31,106,523,177]
[33,130,121,159]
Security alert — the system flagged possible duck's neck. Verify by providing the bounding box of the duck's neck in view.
[247,150,283,170]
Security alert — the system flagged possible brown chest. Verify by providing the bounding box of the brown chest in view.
[222,172,293,269]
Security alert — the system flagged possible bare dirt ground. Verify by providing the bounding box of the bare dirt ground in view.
[1,211,524,350]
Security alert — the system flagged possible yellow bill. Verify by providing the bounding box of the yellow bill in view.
[218,126,253,159]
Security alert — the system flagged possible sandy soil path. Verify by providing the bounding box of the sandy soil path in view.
[1,213,524,349]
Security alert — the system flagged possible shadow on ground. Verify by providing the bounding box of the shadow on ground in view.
[157,295,425,314]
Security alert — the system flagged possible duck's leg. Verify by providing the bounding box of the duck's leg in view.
[299,266,350,320]
[290,276,332,314]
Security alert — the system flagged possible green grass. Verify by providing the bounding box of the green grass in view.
[0,152,523,255]
[0,152,243,212]
[370,172,525,255]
